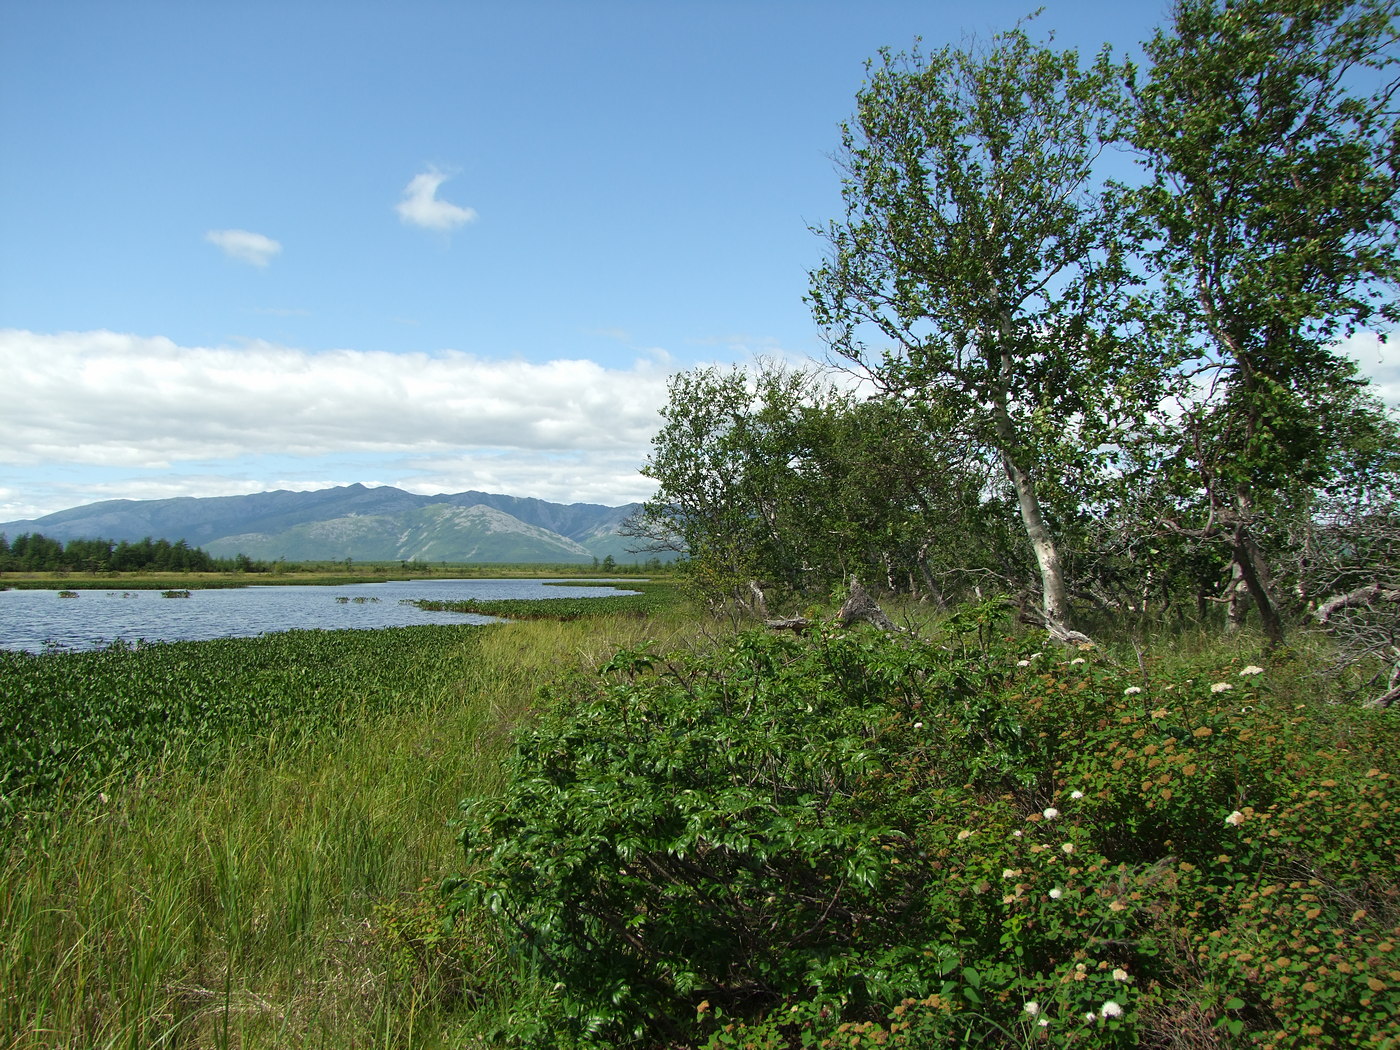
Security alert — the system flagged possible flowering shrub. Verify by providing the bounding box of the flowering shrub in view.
[448,613,1400,1048]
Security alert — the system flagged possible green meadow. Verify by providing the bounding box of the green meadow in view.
[3,583,1397,1049]
[0,584,696,1049]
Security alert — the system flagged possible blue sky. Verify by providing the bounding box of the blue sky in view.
[3,0,1396,522]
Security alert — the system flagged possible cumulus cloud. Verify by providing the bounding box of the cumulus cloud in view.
[395,168,477,231]
[0,329,831,517]
[205,229,282,267]
[1,330,668,463]
[399,451,661,507]
[1338,330,1400,409]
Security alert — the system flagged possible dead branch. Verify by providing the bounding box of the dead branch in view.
[763,617,812,634]
[1313,583,1400,625]
[836,576,902,633]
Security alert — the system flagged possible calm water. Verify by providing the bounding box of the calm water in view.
[0,578,640,653]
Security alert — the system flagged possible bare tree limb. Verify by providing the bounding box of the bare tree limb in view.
[1313,583,1400,625]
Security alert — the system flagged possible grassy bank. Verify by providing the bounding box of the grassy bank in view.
[411,579,680,623]
[0,592,699,1049]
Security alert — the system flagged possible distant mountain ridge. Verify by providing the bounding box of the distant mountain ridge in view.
[0,484,660,564]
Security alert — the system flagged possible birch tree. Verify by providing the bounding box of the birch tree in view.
[809,26,1167,635]
[1130,0,1400,644]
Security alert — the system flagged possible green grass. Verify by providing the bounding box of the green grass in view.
[6,581,1393,1049]
[0,589,699,1049]
[410,580,682,622]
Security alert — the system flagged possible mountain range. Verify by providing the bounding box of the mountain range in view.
[0,484,664,564]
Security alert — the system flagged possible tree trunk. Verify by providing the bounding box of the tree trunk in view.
[836,576,901,632]
[1233,486,1284,647]
[1001,446,1075,631]
[916,552,946,608]
[984,327,1075,634]
[1225,560,1247,634]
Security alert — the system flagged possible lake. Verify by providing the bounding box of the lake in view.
[0,578,640,653]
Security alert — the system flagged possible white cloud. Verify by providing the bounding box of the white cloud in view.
[397,451,659,507]
[205,229,282,267]
[0,329,829,518]
[395,168,476,231]
[1338,330,1400,409]
[1,329,670,462]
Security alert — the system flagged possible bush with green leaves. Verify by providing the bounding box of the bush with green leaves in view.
[450,613,1400,1049]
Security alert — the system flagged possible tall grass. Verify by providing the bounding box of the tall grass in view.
[1,602,698,1049]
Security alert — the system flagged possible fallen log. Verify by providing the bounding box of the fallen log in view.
[763,616,812,634]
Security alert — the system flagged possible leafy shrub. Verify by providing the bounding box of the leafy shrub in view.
[450,615,1400,1049]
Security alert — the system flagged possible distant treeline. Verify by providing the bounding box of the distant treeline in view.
[0,532,674,575]
[0,533,268,574]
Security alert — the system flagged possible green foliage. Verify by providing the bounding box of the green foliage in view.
[1125,0,1400,641]
[0,624,478,822]
[808,23,1180,628]
[373,875,510,1019]
[629,363,1002,610]
[0,531,269,573]
[452,618,1400,1048]
[628,364,840,603]
[780,0,1400,635]
[411,581,682,623]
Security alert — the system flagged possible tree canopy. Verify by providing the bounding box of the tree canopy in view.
[807,24,1175,632]
[635,0,1400,658]
[1129,0,1400,642]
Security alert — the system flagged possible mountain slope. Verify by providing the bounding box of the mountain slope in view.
[0,485,662,564]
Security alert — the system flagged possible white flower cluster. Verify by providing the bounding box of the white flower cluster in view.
[1022,1002,1051,1028]
[1025,995,1126,1028]
[1087,1001,1124,1021]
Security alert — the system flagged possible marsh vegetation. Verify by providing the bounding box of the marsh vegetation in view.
[1,585,692,1049]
